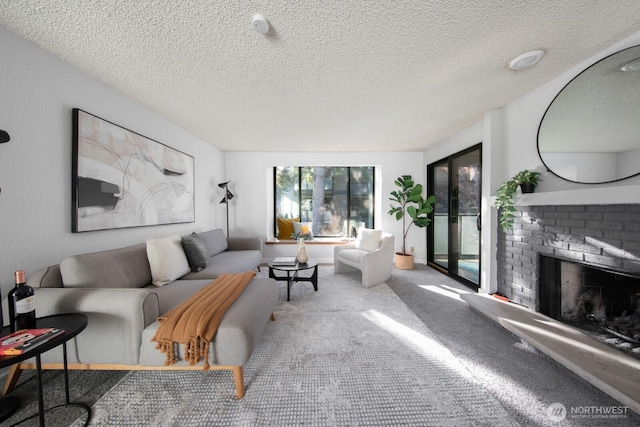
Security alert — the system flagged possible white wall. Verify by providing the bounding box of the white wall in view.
[618,148,640,180]
[500,31,640,193]
[426,30,640,292]
[0,28,225,297]
[224,151,426,263]
[542,152,617,182]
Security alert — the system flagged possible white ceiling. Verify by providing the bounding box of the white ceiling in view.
[2,1,640,152]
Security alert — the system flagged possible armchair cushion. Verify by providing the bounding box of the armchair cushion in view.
[336,249,367,263]
[355,228,382,252]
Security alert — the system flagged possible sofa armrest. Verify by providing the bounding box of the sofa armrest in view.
[227,237,262,252]
[33,288,159,365]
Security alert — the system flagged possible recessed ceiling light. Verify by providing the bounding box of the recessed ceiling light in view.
[621,58,640,72]
[509,50,545,70]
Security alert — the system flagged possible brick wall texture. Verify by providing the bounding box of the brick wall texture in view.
[496,204,640,310]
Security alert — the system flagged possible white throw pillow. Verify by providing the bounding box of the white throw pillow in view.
[147,234,191,286]
[293,221,314,239]
[355,228,382,252]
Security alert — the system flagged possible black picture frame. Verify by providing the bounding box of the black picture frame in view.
[72,109,195,232]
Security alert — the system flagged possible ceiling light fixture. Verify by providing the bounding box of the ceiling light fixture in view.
[621,58,640,72]
[252,14,270,34]
[509,49,545,70]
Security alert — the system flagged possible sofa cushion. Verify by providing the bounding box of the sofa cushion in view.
[199,229,229,257]
[60,243,151,289]
[355,228,382,252]
[180,250,262,280]
[277,217,299,239]
[146,235,191,287]
[181,232,209,272]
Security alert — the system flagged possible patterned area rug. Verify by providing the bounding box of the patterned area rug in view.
[74,267,517,426]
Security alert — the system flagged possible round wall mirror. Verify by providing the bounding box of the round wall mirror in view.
[538,45,640,183]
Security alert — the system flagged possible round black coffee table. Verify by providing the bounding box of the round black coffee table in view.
[268,259,319,301]
[0,313,89,427]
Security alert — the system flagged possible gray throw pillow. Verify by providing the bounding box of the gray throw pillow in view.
[181,232,209,272]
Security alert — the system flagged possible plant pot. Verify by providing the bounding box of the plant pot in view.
[520,182,536,194]
[395,253,414,270]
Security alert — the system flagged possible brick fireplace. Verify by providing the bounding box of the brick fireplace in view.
[469,203,640,411]
[496,204,640,310]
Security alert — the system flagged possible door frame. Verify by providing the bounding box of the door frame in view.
[427,143,482,290]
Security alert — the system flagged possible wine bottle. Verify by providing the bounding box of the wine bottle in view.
[8,270,36,332]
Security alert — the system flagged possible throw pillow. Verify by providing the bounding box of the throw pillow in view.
[277,217,300,240]
[146,234,191,286]
[293,221,314,239]
[355,228,382,252]
[181,232,209,272]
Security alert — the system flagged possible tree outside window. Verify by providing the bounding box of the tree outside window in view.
[275,166,374,238]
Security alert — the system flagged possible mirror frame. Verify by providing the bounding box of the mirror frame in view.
[537,45,640,184]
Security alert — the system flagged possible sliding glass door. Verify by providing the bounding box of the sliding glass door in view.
[428,144,481,288]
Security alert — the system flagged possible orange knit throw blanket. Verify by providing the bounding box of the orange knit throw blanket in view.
[151,271,255,369]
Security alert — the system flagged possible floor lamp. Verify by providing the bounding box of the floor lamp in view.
[218,181,234,237]
[0,129,10,194]
[0,128,20,422]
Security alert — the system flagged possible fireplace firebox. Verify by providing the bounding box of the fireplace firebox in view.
[539,254,640,358]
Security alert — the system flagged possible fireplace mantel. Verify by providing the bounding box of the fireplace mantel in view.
[513,184,640,206]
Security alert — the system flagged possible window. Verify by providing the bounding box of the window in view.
[274,166,375,238]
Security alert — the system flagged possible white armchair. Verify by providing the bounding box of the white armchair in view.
[334,232,395,287]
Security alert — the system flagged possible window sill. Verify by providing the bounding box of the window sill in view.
[266,238,354,245]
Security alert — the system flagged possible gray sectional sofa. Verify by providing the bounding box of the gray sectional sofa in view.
[4,228,278,398]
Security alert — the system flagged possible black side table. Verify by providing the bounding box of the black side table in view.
[268,259,319,301]
[0,313,89,427]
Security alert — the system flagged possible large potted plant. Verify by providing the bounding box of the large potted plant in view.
[494,169,542,231]
[388,175,436,270]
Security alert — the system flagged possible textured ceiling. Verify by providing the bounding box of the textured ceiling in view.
[2,1,640,152]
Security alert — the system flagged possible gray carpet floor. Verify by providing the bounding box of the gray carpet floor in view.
[2,265,639,426]
[385,265,640,426]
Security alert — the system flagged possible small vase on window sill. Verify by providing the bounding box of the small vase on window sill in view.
[296,238,309,264]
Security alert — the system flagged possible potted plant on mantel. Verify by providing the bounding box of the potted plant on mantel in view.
[388,175,436,270]
[493,169,542,231]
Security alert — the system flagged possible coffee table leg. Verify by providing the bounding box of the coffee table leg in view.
[63,342,70,405]
[311,265,318,291]
[36,355,45,427]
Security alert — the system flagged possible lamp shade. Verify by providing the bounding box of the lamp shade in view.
[220,190,234,204]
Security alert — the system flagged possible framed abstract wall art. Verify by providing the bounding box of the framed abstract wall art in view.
[72,109,195,232]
